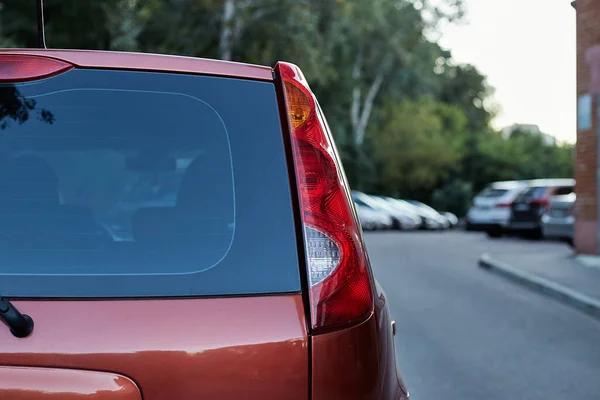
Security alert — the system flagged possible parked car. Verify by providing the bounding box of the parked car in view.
[355,203,377,231]
[0,51,409,399]
[406,200,448,229]
[441,212,459,228]
[466,180,529,235]
[353,191,406,230]
[541,193,575,246]
[383,197,435,230]
[509,179,575,238]
[355,202,393,231]
[372,196,421,230]
[353,191,399,229]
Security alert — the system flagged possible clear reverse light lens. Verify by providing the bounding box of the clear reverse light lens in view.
[304,226,341,287]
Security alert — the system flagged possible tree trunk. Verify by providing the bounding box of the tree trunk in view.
[350,47,363,136]
[354,71,385,146]
[352,52,391,147]
[219,0,236,61]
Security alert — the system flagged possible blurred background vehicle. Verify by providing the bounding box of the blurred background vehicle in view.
[541,192,575,246]
[369,195,419,230]
[441,212,459,228]
[353,191,404,230]
[392,199,441,230]
[406,200,449,229]
[376,196,423,230]
[508,179,575,238]
[355,202,393,231]
[466,181,530,237]
[377,198,431,230]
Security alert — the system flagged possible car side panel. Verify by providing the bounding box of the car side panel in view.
[311,282,408,400]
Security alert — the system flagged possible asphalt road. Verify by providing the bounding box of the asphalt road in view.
[365,230,600,400]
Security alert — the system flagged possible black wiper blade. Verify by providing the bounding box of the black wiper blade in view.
[0,296,34,338]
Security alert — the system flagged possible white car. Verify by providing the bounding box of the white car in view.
[381,197,427,230]
[355,203,393,230]
[370,196,420,230]
[466,180,529,233]
[406,200,447,230]
[541,193,575,245]
[442,212,459,228]
[352,191,403,230]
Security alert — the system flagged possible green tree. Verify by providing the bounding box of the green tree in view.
[431,179,473,216]
[370,98,466,198]
[0,0,159,51]
[1,0,573,207]
[472,129,574,193]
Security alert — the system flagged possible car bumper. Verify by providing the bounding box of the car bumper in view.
[467,222,505,231]
[541,216,574,239]
[402,222,417,230]
[507,221,539,230]
[466,208,511,227]
[425,220,441,229]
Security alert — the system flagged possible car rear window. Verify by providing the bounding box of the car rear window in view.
[553,186,574,196]
[0,69,300,298]
[518,186,548,200]
[479,187,508,198]
[354,198,373,209]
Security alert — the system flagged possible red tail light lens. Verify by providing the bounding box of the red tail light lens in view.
[276,62,373,331]
[0,55,73,82]
[532,198,550,212]
[496,202,512,208]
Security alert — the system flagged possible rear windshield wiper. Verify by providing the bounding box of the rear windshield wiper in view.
[0,297,34,338]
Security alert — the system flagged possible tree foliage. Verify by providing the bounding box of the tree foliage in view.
[0,0,573,216]
[370,98,466,198]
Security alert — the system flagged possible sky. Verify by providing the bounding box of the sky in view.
[438,0,576,143]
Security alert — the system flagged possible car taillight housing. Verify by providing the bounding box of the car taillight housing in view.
[496,202,512,208]
[532,198,550,212]
[276,62,373,332]
[0,55,73,82]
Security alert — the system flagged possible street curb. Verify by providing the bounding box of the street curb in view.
[478,253,600,321]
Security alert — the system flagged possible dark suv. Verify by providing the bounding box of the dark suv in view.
[509,179,575,237]
[0,51,408,399]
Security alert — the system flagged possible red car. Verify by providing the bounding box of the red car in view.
[0,49,409,399]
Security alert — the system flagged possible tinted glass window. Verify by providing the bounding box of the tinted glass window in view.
[0,69,300,297]
[354,198,373,209]
[519,186,548,200]
[553,186,574,196]
[479,188,508,198]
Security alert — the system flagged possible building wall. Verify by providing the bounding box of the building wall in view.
[575,0,600,254]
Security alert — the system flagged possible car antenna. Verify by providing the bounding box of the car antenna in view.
[36,0,47,48]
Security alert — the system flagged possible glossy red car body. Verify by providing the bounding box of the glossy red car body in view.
[0,49,409,400]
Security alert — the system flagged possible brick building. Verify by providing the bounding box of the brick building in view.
[575,0,600,254]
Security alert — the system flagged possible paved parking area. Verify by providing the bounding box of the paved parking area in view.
[365,230,600,400]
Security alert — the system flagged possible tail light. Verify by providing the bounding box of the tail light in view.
[276,62,373,331]
[532,198,550,212]
[0,55,73,82]
[496,202,512,208]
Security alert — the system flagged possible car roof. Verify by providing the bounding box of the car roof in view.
[0,49,274,81]
[526,178,575,187]
[488,180,529,189]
